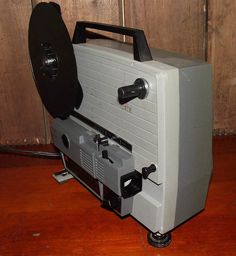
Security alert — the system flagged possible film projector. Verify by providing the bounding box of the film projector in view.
[28,2,212,247]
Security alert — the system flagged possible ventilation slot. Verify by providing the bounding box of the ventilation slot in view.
[80,149,93,176]
[95,159,105,183]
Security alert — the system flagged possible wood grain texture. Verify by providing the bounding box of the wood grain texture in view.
[124,0,207,59]
[32,0,123,38]
[0,137,236,255]
[208,0,236,134]
[0,0,48,145]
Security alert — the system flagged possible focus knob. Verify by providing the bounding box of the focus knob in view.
[118,78,149,102]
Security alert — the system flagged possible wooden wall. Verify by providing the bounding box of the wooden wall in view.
[124,0,207,59]
[208,0,236,134]
[0,0,235,144]
[0,1,47,144]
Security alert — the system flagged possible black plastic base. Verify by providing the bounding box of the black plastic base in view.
[147,231,172,248]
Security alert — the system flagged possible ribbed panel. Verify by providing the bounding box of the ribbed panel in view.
[95,159,105,183]
[80,149,93,176]
[74,44,159,173]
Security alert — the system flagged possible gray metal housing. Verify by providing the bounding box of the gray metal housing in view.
[150,47,212,226]
[51,39,212,234]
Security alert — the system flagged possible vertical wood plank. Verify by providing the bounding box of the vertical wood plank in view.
[0,0,48,145]
[124,0,206,59]
[208,0,236,134]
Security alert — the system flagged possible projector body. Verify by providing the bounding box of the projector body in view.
[28,3,212,246]
[52,39,212,234]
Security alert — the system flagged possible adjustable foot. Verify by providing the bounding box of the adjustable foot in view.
[147,231,172,248]
[52,169,74,184]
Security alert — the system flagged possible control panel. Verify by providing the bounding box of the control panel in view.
[51,118,142,216]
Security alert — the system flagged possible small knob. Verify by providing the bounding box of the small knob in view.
[102,150,109,159]
[118,78,149,102]
[142,164,156,179]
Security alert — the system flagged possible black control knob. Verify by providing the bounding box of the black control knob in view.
[142,164,156,179]
[118,78,149,101]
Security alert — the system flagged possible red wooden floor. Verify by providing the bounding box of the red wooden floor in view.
[0,137,236,256]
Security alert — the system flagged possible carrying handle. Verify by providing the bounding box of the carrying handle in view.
[72,21,152,62]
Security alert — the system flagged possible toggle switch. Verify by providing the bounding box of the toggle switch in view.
[142,164,157,179]
[102,150,113,164]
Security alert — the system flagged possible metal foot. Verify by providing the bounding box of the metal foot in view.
[147,231,172,248]
[52,169,74,184]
